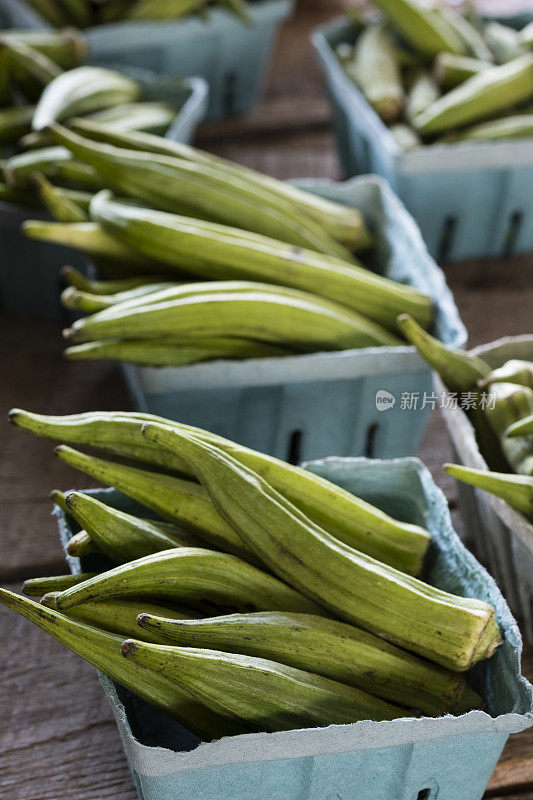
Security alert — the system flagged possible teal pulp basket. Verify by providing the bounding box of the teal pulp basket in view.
[54,457,533,800]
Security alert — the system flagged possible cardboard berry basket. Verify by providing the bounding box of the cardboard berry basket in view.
[436,334,533,642]
[312,15,533,262]
[0,71,208,320]
[0,0,293,120]
[55,456,533,800]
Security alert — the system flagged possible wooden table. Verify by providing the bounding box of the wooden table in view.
[1,1,533,797]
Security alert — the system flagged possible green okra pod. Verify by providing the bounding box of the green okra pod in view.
[54,547,326,616]
[90,191,433,333]
[370,0,466,58]
[433,54,492,90]
[42,592,196,643]
[65,290,400,351]
[33,173,88,222]
[22,572,97,596]
[53,444,262,561]
[49,124,354,260]
[445,463,533,519]
[507,413,533,438]
[65,339,294,366]
[70,118,372,251]
[479,360,533,390]
[141,425,502,671]
[0,29,88,68]
[121,638,403,729]
[138,611,482,716]
[414,55,533,136]
[0,589,246,740]
[8,409,431,575]
[66,529,100,557]
[349,23,404,123]
[33,67,142,131]
[64,489,203,562]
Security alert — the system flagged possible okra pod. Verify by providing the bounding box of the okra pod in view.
[54,547,326,616]
[53,444,261,561]
[22,572,97,596]
[90,191,433,332]
[507,413,533,438]
[64,489,203,562]
[442,114,533,142]
[414,55,533,136]
[0,29,88,68]
[8,409,432,575]
[445,463,533,519]
[405,70,439,123]
[479,360,533,390]
[42,592,196,643]
[121,638,402,729]
[34,173,88,222]
[0,589,246,740]
[484,21,525,64]
[138,611,482,715]
[66,530,100,556]
[50,124,354,260]
[69,118,373,250]
[33,67,141,131]
[434,54,492,90]
[350,23,404,123]
[370,0,466,58]
[65,339,294,366]
[65,290,400,351]
[142,425,502,671]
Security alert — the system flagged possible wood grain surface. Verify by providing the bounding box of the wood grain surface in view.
[1,0,533,797]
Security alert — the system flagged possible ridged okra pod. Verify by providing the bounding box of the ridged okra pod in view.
[142,425,502,671]
[0,29,88,69]
[434,54,492,90]
[370,0,466,57]
[33,67,142,131]
[445,464,533,519]
[65,290,400,351]
[90,191,433,333]
[41,592,197,643]
[24,220,161,271]
[398,315,508,471]
[9,409,431,575]
[50,124,355,261]
[22,572,97,596]
[66,530,100,556]
[484,382,533,476]
[70,118,372,251]
[65,338,293,366]
[121,638,403,729]
[349,23,404,123]
[0,589,246,740]
[9,408,431,575]
[34,173,88,222]
[64,490,203,562]
[138,611,482,716]
[53,444,254,561]
[479,360,533,390]
[414,55,533,136]
[54,547,326,616]
[405,70,439,123]
[507,413,533,438]
[442,114,533,142]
